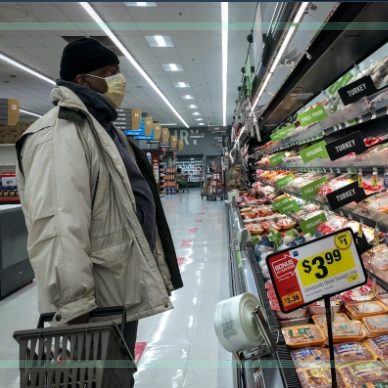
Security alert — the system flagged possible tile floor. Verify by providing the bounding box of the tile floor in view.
[0,189,233,388]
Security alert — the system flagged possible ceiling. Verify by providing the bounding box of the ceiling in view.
[0,2,257,126]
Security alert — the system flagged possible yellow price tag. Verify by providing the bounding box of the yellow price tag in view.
[358,172,363,188]
[298,232,356,287]
[358,223,363,238]
[282,291,302,307]
[374,230,380,246]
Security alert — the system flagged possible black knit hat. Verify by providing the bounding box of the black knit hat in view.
[60,37,119,81]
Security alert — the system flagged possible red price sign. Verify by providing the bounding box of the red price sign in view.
[266,229,366,313]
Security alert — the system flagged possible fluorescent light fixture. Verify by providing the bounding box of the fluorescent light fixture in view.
[182,95,195,100]
[137,2,147,5]
[198,123,205,126]
[162,63,183,72]
[188,104,197,109]
[124,2,157,6]
[79,3,189,128]
[192,112,200,116]
[195,118,204,121]
[145,35,174,47]
[161,123,178,125]
[0,52,55,85]
[20,109,42,118]
[221,2,228,126]
[173,82,190,88]
[253,2,309,109]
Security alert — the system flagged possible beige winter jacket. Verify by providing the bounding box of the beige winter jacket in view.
[16,86,176,326]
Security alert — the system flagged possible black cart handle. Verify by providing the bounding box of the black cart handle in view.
[37,306,127,337]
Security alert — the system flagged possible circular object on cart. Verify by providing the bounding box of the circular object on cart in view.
[214,293,262,353]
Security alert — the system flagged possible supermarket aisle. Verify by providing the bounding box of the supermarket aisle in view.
[0,189,232,388]
[135,189,233,387]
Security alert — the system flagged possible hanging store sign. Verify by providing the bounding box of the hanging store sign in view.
[178,139,184,151]
[300,213,327,234]
[328,72,354,95]
[153,124,162,140]
[276,174,295,189]
[0,99,20,126]
[269,152,285,165]
[300,141,328,163]
[161,128,170,144]
[297,105,328,127]
[270,124,295,141]
[144,117,153,136]
[326,181,367,210]
[326,131,367,161]
[131,108,142,129]
[170,135,177,149]
[266,229,366,313]
[300,177,328,199]
[338,75,377,106]
[135,129,154,140]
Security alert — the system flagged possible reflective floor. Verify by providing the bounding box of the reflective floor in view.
[0,188,233,388]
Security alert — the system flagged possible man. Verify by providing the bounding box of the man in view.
[16,37,183,386]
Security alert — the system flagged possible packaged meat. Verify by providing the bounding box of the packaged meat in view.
[362,245,388,268]
[345,302,388,320]
[362,174,384,195]
[283,324,325,349]
[246,223,264,235]
[324,321,365,343]
[277,218,297,230]
[275,308,309,320]
[291,347,330,370]
[333,342,376,365]
[316,216,350,235]
[357,191,388,214]
[312,313,350,329]
[308,300,342,315]
[348,383,388,388]
[339,283,376,303]
[338,361,388,386]
[297,367,346,388]
[363,315,388,337]
[366,335,388,358]
[261,220,281,231]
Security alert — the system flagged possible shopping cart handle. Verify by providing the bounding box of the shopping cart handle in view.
[37,306,127,337]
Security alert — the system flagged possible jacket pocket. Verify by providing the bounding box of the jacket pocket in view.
[90,239,143,308]
[91,164,109,221]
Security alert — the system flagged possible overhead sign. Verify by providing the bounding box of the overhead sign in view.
[326,131,367,161]
[327,181,367,209]
[131,108,142,130]
[162,128,170,144]
[269,152,285,165]
[178,139,184,151]
[0,99,20,126]
[124,117,145,136]
[135,129,154,140]
[266,229,367,313]
[338,75,377,106]
[300,177,328,199]
[298,105,328,127]
[170,135,177,148]
[300,141,328,163]
[144,117,153,136]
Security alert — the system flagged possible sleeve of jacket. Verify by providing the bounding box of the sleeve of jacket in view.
[18,121,97,326]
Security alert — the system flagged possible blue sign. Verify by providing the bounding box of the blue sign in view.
[135,129,154,140]
[124,117,145,136]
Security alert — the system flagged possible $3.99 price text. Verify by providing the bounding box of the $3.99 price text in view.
[302,249,342,280]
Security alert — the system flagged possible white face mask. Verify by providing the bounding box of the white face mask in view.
[86,73,126,108]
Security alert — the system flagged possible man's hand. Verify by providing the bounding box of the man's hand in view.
[68,313,90,325]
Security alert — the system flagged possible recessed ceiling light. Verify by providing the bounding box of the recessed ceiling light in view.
[174,82,190,88]
[124,2,157,6]
[188,105,197,109]
[192,112,200,116]
[198,123,205,126]
[145,35,174,47]
[182,95,195,100]
[195,118,204,121]
[79,2,188,128]
[162,63,183,72]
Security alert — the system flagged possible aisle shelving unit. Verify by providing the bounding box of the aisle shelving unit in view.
[175,158,203,186]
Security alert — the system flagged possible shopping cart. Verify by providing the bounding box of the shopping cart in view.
[13,306,136,388]
[178,174,189,193]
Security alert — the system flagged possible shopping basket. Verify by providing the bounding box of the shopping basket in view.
[13,306,136,388]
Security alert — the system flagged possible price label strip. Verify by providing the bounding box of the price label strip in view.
[266,229,367,313]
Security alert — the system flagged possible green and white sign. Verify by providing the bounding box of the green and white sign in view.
[300,213,327,234]
[273,196,291,210]
[300,177,328,199]
[279,199,300,214]
[269,152,286,165]
[347,118,357,127]
[270,124,296,141]
[328,72,354,95]
[300,141,328,163]
[276,174,295,189]
[298,105,328,127]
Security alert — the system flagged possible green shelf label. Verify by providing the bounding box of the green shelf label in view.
[269,152,286,165]
[347,118,357,127]
[300,213,327,234]
[271,124,296,141]
[300,177,328,199]
[298,105,328,127]
[279,199,300,214]
[328,72,354,95]
[276,174,295,189]
[300,141,328,163]
[273,196,291,210]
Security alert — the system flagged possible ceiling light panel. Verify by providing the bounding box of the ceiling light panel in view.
[124,2,157,6]
[198,123,205,126]
[195,118,204,121]
[79,2,189,128]
[162,63,183,72]
[173,82,190,88]
[192,112,201,116]
[182,95,195,100]
[188,105,198,109]
[145,35,174,47]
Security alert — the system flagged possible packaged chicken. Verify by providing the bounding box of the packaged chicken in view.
[316,216,351,235]
[339,282,376,303]
[291,347,330,370]
[297,367,346,388]
[283,324,325,349]
[338,361,388,386]
[333,342,376,365]
[362,315,388,337]
[277,218,297,230]
[366,335,388,359]
[312,313,350,329]
[357,191,388,214]
[246,223,264,235]
[345,302,388,320]
[324,321,365,343]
